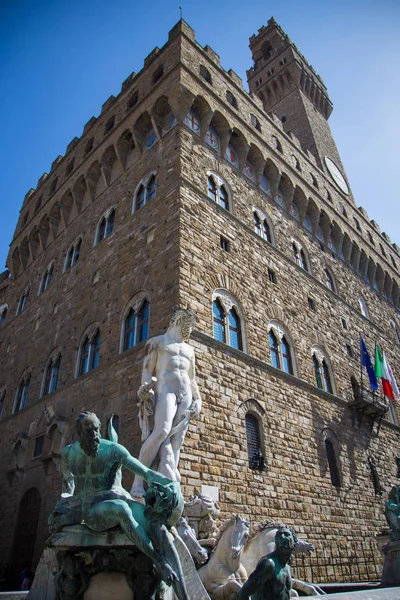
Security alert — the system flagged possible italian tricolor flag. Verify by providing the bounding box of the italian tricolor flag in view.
[375,345,395,400]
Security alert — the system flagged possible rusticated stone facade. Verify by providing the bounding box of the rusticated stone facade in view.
[0,17,399,585]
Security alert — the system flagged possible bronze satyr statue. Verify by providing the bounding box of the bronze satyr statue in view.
[385,484,400,541]
[51,411,189,599]
[237,527,295,600]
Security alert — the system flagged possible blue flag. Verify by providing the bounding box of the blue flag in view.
[360,336,379,391]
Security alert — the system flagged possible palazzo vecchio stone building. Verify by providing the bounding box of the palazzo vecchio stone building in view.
[1,17,400,583]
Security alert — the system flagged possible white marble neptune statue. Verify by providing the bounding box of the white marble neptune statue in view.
[131,308,202,497]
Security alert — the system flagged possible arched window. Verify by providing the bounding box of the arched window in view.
[226,90,238,109]
[184,110,200,134]
[14,374,30,413]
[312,350,334,394]
[245,413,265,470]
[212,292,245,350]
[268,324,295,375]
[16,288,29,316]
[250,113,261,132]
[42,355,61,396]
[78,330,101,376]
[133,174,157,212]
[224,143,239,168]
[325,269,336,292]
[95,209,115,244]
[38,264,54,295]
[253,211,272,243]
[207,174,230,211]
[358,295,369,319]
[303,214,312,232]
[212,298,226,343]
[325,439,340,487]
[292,240,309,272]
[200,65,212,84]
[123,299,150,351]
[64,238,81,271]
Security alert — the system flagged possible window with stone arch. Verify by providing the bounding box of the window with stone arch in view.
[13,371,31,413]
[95,207,115,245]
[357,294,369,319]
[199,64,212,84]
[292,238,310,273]
[41,351,61,397]
[312,346,335,394]
[267,322,296,376]
[16,286,30,316]
[253,209,273,245]
[238,399,266,471]
[321,428,341,488]
[226,90,238,109]
[324,268,336,293]
[64,237,82,272]
[77,326,101,377]
[207,172,231,212]
[212,290,245,351]
[121,294,150,352]
[133,172,157,213]
[38,263,54,295]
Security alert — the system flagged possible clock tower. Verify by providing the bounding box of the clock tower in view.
[247,18,352,201]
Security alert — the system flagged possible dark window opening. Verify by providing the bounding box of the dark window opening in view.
[105,116,115,135]
[368,457,383,496]
[341,317,347,329]
[220,236,230,252]
[325,439,340,487]
[33,435,45,458]
[346,343,354,358]
[246,414,265,470]
[200,65,212,84]
[85,138,94,155]
[308,297,316,311]
[152,65,164,84]
[128,90,139,109]
[268,268,276,284]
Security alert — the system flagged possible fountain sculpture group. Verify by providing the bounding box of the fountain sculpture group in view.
[26,308,398,599]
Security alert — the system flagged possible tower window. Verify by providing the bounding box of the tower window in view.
[199,65,212,84]
[292,241,309,272]
[346,343,354,358]
[85,138,94,155]
[152,65,164,83]
[250,113,261,132]
[104,116,115,135]
[272,136,283,153]
[134,174,157,212]
[128,90,139,109]
[281,115,287,123]
[226,91,238,109]
[38,265,54,295]
[16,289,29,316]
[64,239,81,271]
[253,212,272,243]
[341,317,348,330]
[95,209,115,244]
[66,159,74,176]
[325,269,336,292]
[207,175,230,211]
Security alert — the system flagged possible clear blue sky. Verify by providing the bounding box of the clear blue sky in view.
[1,0,399,270]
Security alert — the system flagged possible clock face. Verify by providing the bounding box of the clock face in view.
[324,157,349,195]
